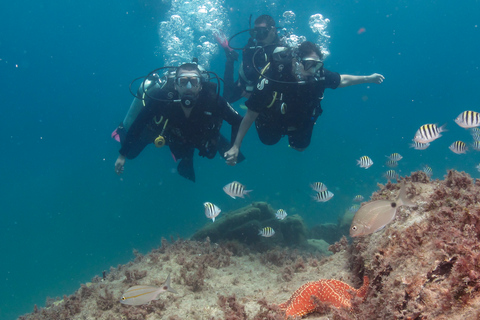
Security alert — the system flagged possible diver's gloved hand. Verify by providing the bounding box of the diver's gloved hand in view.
[224,47,239,61]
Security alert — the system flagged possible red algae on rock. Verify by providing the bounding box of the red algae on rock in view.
[349,170,480,319]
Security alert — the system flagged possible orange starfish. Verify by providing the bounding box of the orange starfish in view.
[278,276,369,318]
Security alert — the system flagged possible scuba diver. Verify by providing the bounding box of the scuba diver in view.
[218,14,282,103]
[223,41,385,165]
[114,62,244,182]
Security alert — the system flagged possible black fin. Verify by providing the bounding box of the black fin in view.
[177,157,195,182]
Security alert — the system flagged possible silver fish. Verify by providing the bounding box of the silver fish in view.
[357,156,373,169]
[455,111,480,128]
[470,128,480,136]
[223,181,252,199]
[312,190,334,202]
[472,141,480,151]
[310,182,327,192]
[476,164,480,172]
[409,141,430,150]
[275,209,288,220]
[449,141,467,154]
[259,227,275,237]
[349,204,360,213]
[386,153,403,161]
[350,182,415,237]
[204,202,221,222]
[120,274,177,306]
[423,165,433,177]
[385,159,398,168]
[383,170,399,181]
[413,124,446,143]
[353,195,364,202]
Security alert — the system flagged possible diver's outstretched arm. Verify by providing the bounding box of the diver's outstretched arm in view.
[338,73,384,88]
[224,108,259,166]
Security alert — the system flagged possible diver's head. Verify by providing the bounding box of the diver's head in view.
[174,63,203,108]
[251,14,277,44]
[293,41,324,81]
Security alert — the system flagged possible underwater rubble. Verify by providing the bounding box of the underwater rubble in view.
[18,170,480,319]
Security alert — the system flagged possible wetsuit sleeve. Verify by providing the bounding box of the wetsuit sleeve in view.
[323,68,341,89]
[119,105,155,158]
[218,96,242,143]
[223,58,243,103]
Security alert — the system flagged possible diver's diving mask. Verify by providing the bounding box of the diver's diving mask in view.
[175,75,201,88]
[301,58,323,73]
[250,26,272,41]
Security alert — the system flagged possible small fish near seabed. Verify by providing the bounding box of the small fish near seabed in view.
[353,195,364,202]
[120,274,177,306]
[223,181,252,199]
[204,202,221,222]
[357,156,373,169]
[259,227,275,237]
[350,182,416,237]
[275,209,288,220]
[423,165,433,177]
[413,123,446,143]
[383,169,399,181]
[454,110,480,128]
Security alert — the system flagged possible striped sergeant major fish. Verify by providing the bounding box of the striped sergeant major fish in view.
[275,209,288,220]
[423,165,433,177]
[386,153,403,161]
[455,111,480,129]
[204,202,221,222]
[472,141,480,151]
[310,182,327,192]
[357,156,373,169]
[409,141,430,150]
[383,170,399,181]
[449,141,467,154]
[120,274,177,306]
[413,124,446,143]
[223,181,252,199]
[259,227,275,237]
[353,195,364,202]
[312,190,334,202]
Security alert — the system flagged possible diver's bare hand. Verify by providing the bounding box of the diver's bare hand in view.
[369,73,385,84]
[115,155,126,175]
[224,146,239,166]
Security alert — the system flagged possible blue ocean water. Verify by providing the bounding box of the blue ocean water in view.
[1,0,479,319]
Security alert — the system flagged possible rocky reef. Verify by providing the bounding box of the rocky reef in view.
[19,170,480,319]
[191,202,309,250]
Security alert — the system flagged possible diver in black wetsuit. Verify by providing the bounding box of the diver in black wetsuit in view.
[224,41,385,165]
[114,63,243,182]
[222,15,282,103]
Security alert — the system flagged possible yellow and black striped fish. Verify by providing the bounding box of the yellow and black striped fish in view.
[357,156,373,169]
[258,227,275,237]
[413,124,446,143]
[449,141,467,154]
[455,111,480,128]
[223,181,252,199]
